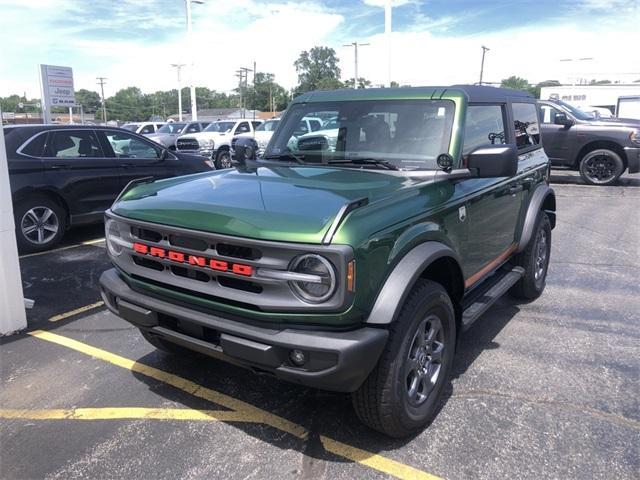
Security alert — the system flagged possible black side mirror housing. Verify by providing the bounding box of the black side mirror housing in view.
[554,112,574,127]
[467,144,518,178]
[233,137,258,167]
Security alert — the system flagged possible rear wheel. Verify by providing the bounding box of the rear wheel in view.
[14,195,66,253]
[511,212,551,299]
[215,149,232,169]
[579,149,624,185]
[352,279,455,437]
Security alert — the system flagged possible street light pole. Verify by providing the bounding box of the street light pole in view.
[343,42,370,89]
[479,45,490,85]
[171,63,186,121]
[185,0,203,121]
[96,77,107,124]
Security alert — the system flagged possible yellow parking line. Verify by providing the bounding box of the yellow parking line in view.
[321,436,442,480]
[19,238,105,259]
[49,301,105,322]
[27,329,442,480]
[0,407,249,422]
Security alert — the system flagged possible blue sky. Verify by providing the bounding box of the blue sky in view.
[0,0,638,97]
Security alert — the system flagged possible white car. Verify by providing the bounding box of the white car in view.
[120,122,165,135]
[176,119,263,169]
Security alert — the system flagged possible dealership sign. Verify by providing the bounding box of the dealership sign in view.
[40,64,76,107]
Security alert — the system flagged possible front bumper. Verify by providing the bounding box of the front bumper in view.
[100,269,387,392]
[624,146,640,174]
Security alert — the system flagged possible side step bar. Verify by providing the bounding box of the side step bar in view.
[461,266,525,331]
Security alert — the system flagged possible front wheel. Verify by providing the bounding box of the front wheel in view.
[579,149,624,185]
[352,279,455,437]
[214,150,232,169]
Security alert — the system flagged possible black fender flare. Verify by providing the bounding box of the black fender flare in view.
[517,185,556,253]
[366,241,463,325]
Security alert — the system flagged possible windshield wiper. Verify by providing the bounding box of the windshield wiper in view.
[263,152,306,164]
[328,157,399,170]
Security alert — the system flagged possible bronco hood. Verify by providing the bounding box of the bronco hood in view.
[111,166,422,243]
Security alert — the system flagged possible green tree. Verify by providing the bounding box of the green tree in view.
[75,89,102,114]
[501,76,531,92]
[0,94,24,112]
[529,80,561,99]
[294,46,343,94]
[344,77,372,89]
[390,81,400,88]
[245,72,288,112]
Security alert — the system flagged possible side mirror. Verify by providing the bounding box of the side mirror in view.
[467,144,518,178]
[233,137,257,167]
[554,112,574,127]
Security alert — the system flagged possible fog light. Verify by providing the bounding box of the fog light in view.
[289,349,306,366]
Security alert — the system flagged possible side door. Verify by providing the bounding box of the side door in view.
[99,130,173,189]
[458,104,525,286]
[41,129,121,220]
[539,102,577,165]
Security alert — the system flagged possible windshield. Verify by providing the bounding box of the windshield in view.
[157,123,186,134]
[257,120,280,132]
[554,99,594,120]
[204,121,235,133]
[264,99,455,170]
[121,124,138,132]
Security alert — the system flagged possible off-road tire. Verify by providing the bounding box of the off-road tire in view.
[140,329,187,354]
[14,194,67,253]
[215,149,232,169]
[511,212,551,299]
[352,279,456,438]
[578,149,624,186]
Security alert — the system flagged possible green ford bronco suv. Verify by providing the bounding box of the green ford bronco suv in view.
[100,85,556,437]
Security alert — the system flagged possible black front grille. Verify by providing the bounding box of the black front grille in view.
[176,138,200,151]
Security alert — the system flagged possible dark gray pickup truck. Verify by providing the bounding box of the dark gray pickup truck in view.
[539,99,640,185]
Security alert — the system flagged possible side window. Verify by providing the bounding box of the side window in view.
[186,123,200,133]
[235,122,250,134]
[294,121,309,136]
[540,104,561,124]
[200,122,210,129]
[20,132,47,157]
[47,130,104,158]
[462,105,506,156]
[105,131,160,159]
[512,103,540,149]
[310,120,322,132]
[251,121,262,130]
[140,124,155,134]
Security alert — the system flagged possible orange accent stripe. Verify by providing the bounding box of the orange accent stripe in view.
[464,242,518,288]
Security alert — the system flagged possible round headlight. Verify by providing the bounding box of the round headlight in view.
[289,254,336,303]
[105,219,130,257]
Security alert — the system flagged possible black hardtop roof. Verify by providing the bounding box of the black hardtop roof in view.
[293,84,534,104]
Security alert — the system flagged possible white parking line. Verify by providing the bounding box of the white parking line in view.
[19,238,105,259]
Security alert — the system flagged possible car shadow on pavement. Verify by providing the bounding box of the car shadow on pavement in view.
[124,299,522,465]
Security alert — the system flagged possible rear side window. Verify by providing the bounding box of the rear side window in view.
[140,124,155,134]
[186,123,201,133]
[462,105,506,155]
[512,103,540,149]
[251,121,262,129]
[20,132,47,157]
[46,130,104,158]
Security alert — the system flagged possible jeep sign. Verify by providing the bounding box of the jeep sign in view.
[39,64,76,107]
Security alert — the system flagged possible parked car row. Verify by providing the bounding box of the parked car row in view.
[4,124,213,252]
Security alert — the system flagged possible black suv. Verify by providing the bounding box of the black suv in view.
[5,125,213,252]
[538,98,640,185]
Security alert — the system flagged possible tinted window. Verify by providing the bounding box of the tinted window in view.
[21,132,47,157]
[512,103,540,149]
[140,124,155,134]
[257,120,279,132]
[157,123,185,134]
[251,121,262,129]
[48,130,104,158]
[121,124,138,132]
[309,119,322,131]
[186,123,201,133]
[462,105,506,155]
[235,122,250,134]
[105,131,160,159]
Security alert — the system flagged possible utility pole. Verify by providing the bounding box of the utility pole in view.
[185,0,204,121]
[96,77,107,124]
[171,63,186,121]
[237,66,252,118]
[343,42,370,89]
[385,0,392,87]
[479,46,490,85]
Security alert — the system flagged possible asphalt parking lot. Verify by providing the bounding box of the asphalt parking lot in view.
[1,171,639,480]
